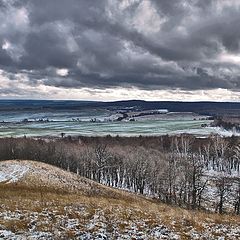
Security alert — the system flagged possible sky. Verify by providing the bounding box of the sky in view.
[0,0,240,101]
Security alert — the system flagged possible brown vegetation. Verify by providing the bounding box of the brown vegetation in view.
[0,180,239,239]
[0,135,239,214]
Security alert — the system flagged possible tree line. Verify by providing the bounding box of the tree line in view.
[0,135,239,214]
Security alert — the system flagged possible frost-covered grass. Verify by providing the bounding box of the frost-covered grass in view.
[0,160,239,239]
[0,185,239,239]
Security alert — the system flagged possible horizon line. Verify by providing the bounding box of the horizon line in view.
[0,98,239,103]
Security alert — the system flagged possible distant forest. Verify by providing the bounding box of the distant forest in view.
[0,135,240,215]
[1,100,240,116]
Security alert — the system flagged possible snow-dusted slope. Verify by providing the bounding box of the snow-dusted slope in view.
[0,160,122,198]
[0,160,239,239]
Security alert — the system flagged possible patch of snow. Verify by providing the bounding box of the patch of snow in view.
[0,230,14,238]
[150,226,180,239]
[0,162,29,183]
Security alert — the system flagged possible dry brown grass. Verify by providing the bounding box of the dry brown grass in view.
[1,183,239,219]
[0,218,29,232]
[0,176,239,239]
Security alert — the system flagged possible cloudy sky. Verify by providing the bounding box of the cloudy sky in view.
[0,0,240,101]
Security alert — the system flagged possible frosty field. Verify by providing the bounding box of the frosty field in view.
[0,119,215,138]
[0,100,238,138]
[0,109,234,137]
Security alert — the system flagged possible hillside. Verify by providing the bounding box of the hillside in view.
[0,160,127,199]
[0,160,239,239]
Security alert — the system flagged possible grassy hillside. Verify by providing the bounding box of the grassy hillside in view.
[0,160,239,239]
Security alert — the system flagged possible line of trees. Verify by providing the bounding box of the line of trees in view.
[0,135,239,214]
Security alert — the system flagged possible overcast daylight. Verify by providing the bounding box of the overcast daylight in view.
[1,1,240,239]
[0,0,240,100]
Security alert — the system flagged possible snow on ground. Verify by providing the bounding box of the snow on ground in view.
[0,162,29,183]
[0,160,239,239]
[0,204,181,240]
[201,168,240,212]
[0,160,119,197]
[0,203,239,239]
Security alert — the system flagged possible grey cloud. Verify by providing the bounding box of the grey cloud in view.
[0,0,240,94]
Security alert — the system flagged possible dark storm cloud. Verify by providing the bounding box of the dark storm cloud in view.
[1,0,240,92]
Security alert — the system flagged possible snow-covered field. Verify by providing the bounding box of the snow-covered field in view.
[0,118,224,138]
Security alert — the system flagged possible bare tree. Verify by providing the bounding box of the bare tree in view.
[214,174,232,214]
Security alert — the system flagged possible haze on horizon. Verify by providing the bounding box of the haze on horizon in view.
[0,0,240,101]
